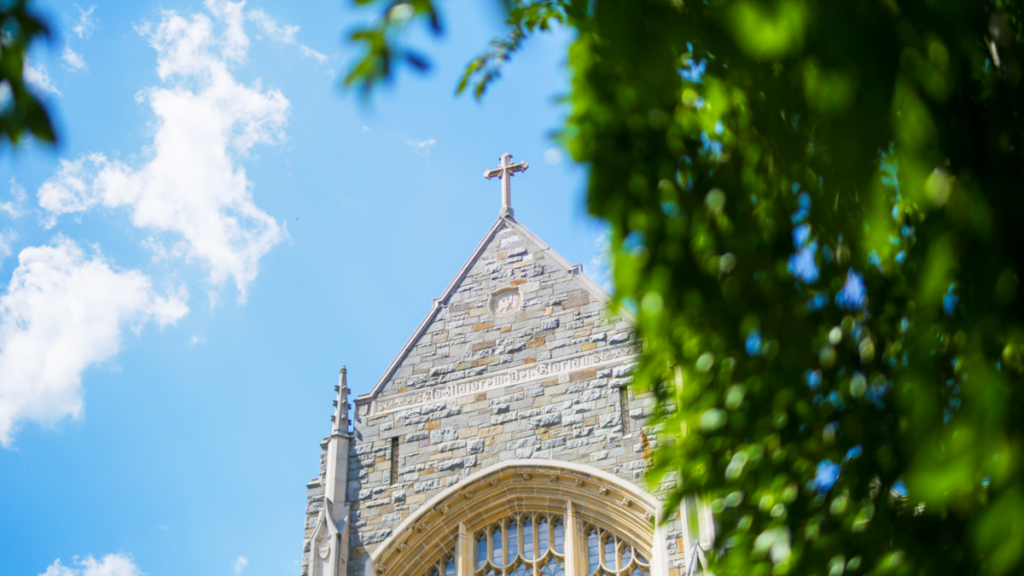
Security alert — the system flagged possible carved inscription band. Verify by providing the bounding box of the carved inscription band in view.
[365,342,640,416]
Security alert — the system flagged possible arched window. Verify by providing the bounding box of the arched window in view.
[474,513,569,576]
[408,511,649,576]
[370,462,666,576]
[584,525,649,576]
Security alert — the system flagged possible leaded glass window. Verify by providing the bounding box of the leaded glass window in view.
[583,526,649,576]
[469,513,647,576]
[425,553,457,576]
[409,508,651,576]
[474,513,566,576]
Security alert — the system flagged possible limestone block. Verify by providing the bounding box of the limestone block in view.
[414,479,439,493]
[406,431,429,442]
[438,457,465,471]
[429,427,458,443]
[561,413,584,426]
[608,332,630,344]
[529,413,562,429]
[438,440,467,452]
[541,437,566,450]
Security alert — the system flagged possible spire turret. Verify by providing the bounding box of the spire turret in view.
[331,367,349,435]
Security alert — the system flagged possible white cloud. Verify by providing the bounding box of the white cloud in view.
[62,46,88,71]
[589,229,612,292]
[404,136,436,155]
[72,5,97,39]
[543,147,562,166]
[248,9,328,64]
[0,229,17,264]
[25,60,60,97]
[38,0,288,301]
[248,9,297,43]
[233,557,248,574]
[0,237,188,447]
[1,178,28,218]
[41,554,140,576]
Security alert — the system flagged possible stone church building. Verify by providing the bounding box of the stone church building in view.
[299,155,714,576]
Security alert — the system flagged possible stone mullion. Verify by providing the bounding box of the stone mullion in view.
[458,522,472,576]
[565,501,579,576]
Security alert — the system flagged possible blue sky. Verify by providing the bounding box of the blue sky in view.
[0,2,605,575]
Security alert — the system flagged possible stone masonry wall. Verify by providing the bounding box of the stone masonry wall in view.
[310,220,688,576]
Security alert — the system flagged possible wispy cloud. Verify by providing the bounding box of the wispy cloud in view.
[589,229,612,292]
[25,60,60,97]
[71,5,97,39]
[0,237,188,447]
[1,179,28,218]
[41,553,140,576]
[543,147,562,166]
[38,0,288,302]
[233,557,248,574]
[0,230,16,264]
[248,9,328,64]
[404,136,436,155]
[62,46,87,71]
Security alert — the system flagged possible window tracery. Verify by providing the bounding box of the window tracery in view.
[584,525,649,576]
[475,514,567,576]
[425,553,457,576]
[370,463,669,576]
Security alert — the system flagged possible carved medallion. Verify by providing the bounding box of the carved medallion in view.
[489,288,522,318]
[319,544,331,560]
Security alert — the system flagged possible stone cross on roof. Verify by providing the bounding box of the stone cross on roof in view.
[483,153,528,218]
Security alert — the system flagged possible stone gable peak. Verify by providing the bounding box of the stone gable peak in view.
[354,216,635,419]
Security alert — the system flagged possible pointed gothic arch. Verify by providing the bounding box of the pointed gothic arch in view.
[366,460,669,576]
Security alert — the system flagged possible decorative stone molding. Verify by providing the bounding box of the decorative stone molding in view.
[488,287,522,318]
[370,460,666,576]
[366,342,640,416]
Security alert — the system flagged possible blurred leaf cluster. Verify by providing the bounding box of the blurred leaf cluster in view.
[346,1,1024,575]
[0,0,55,147]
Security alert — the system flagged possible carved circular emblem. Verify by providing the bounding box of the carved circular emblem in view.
[489,288,522,318]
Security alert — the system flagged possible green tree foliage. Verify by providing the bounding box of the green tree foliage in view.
[0,0,56,147]
[346,1,1024,575]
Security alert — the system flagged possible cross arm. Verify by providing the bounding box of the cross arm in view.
[483,168,503,179]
